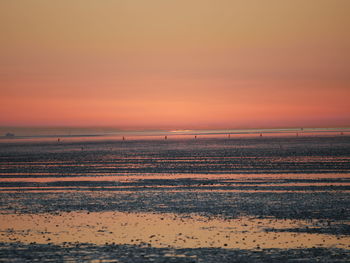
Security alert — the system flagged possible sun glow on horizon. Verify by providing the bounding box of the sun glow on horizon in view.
[1,0,349,128]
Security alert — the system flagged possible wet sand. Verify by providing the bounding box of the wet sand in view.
[0,135,349,262]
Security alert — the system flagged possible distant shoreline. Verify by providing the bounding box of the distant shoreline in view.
[0,127,349,141]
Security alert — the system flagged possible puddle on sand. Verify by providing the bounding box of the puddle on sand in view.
[0,211,349,250]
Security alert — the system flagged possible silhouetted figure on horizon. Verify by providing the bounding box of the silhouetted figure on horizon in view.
[57,138,60,143]
[165,136,167,140]
[260,133,262,137]
[194,135,197,139]
[122,136,125,141]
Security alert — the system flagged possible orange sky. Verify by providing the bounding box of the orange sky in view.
[1,0,349,129]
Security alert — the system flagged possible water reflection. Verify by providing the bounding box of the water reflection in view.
[1,211,349,250]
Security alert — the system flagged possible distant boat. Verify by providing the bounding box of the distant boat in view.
[5,133,15,138]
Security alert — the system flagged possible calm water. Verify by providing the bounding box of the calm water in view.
[1,126,349,140]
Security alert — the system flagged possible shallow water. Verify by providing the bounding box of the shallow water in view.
[0,135,349,262]
[1,136,350,176]
[1,211,349,250]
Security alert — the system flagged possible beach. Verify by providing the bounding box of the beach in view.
[2,0,350,261]
[0,134,349,262]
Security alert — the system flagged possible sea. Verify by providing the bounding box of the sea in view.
[0,127,349,262]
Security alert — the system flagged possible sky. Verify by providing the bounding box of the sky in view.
[1,0,349,129]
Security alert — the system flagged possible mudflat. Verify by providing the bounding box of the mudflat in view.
[0,135,349,262]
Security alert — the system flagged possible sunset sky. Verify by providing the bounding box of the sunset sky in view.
[1,0,349,129]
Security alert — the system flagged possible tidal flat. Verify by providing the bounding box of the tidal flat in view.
[0,135,349,262]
